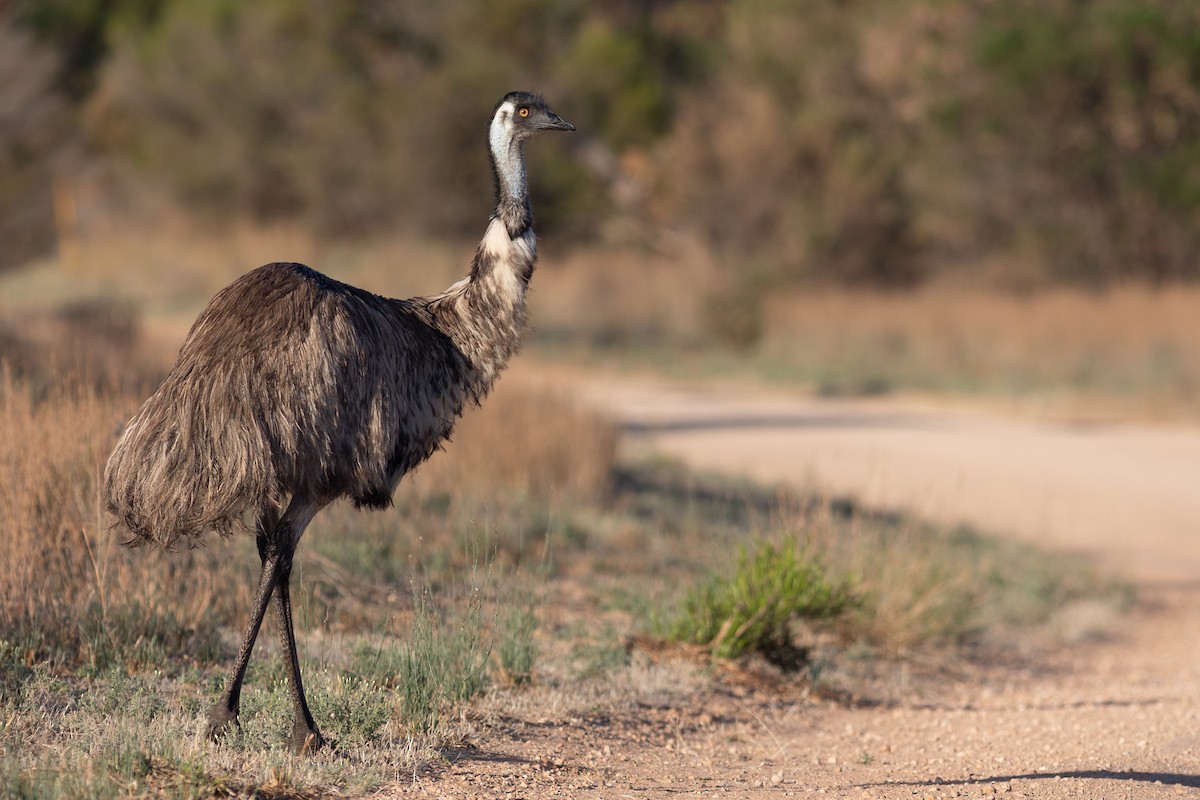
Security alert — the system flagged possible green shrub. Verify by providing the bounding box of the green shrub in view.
[671,538,854,664]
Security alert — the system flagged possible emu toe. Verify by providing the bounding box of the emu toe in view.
[205,705,240,743]
[290,720,326,755]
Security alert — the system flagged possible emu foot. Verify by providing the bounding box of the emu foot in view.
[205,705,240,743]
[290,719,326,755]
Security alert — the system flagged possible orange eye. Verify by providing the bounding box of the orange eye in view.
[518,107,530,118]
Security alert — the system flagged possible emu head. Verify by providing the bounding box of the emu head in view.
[488,92,573,206]
[491,92,574,148]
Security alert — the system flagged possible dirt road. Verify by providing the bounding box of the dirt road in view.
[582,382,1200,587]
[414,380,1200,799]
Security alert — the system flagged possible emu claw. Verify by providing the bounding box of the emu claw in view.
[205,705,240,743]
[291,721,326,755]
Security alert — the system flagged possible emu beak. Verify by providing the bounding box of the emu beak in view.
[541,112,575,132]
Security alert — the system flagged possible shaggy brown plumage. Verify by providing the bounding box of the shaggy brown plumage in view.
[102,91,573,753]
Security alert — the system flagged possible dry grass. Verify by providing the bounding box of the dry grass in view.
[4,212,463,331]
[0,354,1128,795]
[417,380,616,506]
[0,370,233,667]
[535,271,1200,419]
[760,286,1200,416]
[0,327,616,654]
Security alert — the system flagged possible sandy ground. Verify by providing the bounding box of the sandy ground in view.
[580,381,1200,587]
[400,379,1200,799]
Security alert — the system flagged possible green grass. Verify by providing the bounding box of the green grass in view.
[349,591,491,737]
[494,603,540,686]
[0,661,424,798]
[0,600,223,695]
[596,463,1130,660]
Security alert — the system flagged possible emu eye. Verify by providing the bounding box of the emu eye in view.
[518,107,530,118]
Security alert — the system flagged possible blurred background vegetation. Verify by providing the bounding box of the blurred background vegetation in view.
[6,0,1200,287]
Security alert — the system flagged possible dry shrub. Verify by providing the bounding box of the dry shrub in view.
[0,372,242,668]
[417,377,617,504]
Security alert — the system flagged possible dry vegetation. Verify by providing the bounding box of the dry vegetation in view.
[0,313,623,795]
[0,290,617,644]
[0,315,1129,796]
[3,2,1196,793]
[0,234,1135,796]
[757,286,1200,414]
[14,212,1198,421]
[527,242,1200,420]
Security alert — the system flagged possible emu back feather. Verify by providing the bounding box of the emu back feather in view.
[103,261,521,548]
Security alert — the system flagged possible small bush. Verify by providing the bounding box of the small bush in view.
[494,604,539,686]
[671,538,854,664]
[313,672,394,747]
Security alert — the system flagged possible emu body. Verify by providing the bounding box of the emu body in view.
[103,92,573,752]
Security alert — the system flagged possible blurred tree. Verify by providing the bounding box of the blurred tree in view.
[86,0,714,241]
[664,0,924,287]
[10,0,1200,289]
[968,1,1200,284]
[15,0,168,99]
[0,12,70,271]
[557,8,713,149]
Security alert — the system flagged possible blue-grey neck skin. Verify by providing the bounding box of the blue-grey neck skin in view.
[489,105,533,237]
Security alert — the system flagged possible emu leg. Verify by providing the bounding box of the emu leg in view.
[273,555,325,753]
[205,542,281,741]
[205,506,280,742]
[205,498,321,749]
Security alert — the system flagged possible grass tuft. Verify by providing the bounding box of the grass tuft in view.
[494,603,540,686]
[670,538,854,665]
[351,591,491,737]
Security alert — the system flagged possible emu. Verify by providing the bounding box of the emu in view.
[103,92,574,753]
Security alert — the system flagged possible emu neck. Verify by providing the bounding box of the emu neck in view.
[430,135,537,399]
[437,217,534,401]
[426,113,539,400]
[489,130,532,237]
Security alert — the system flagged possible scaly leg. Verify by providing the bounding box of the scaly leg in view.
[205,498,323,749]
[205,537,281,741]
[274,555,325,753]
